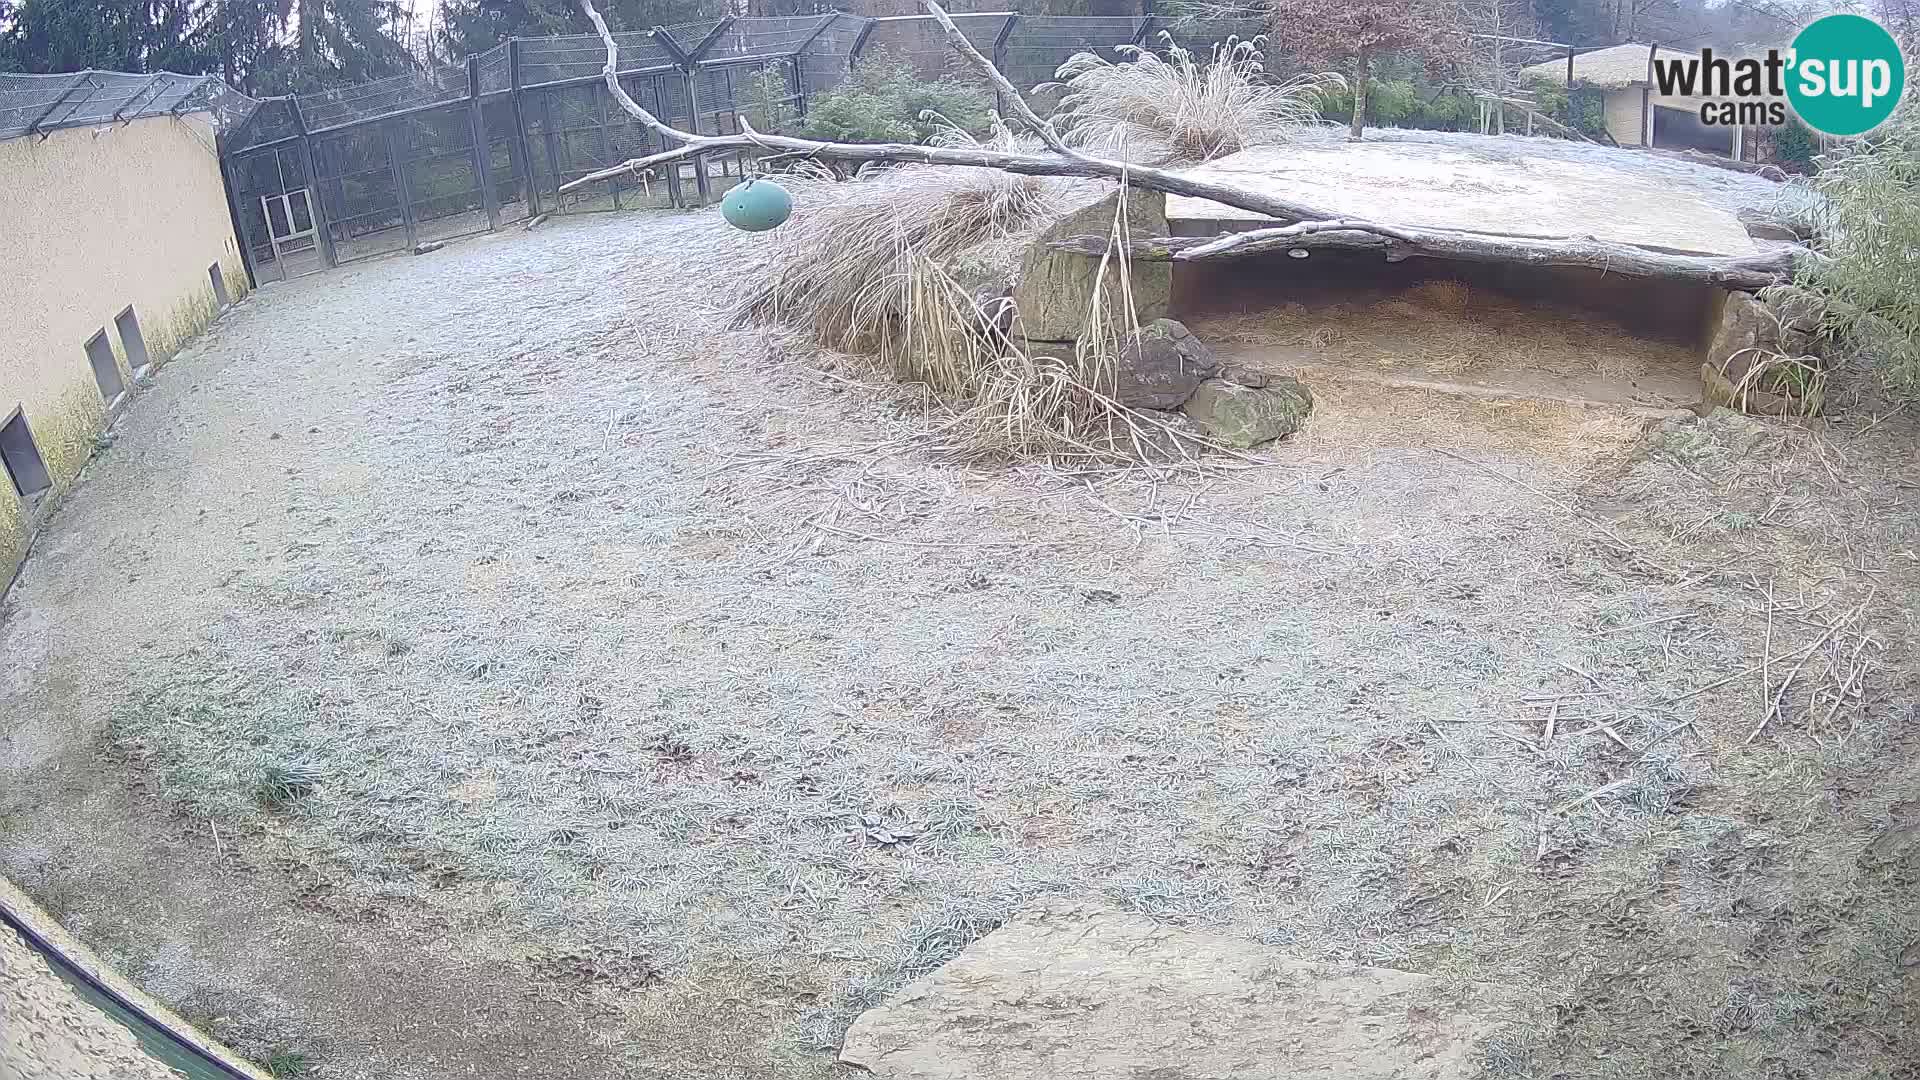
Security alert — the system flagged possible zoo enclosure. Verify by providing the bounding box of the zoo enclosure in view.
[216,11,1267,282]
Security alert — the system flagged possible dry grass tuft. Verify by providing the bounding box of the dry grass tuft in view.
[710,131,1221,466]
[1042,34,1340,165]
[732,129,1061,360]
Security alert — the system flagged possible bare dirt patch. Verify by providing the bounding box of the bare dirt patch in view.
[2,209,1916,1079]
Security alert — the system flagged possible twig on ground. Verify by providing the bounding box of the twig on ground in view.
[1552,778,1632,816]
[1761,576,1774,732]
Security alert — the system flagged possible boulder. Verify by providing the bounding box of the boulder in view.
[971,285,1016,340]
[1110,318,1220,409]
[1222,363,1270,389]
[1768,286,1826,357]
[1013,189,1172,343]
[1737,206,1809,243]
[1180,376,1313,448]
[839,901,1532,1080]
[1707,290,1771,367]
[1709,288,1829,366]
[1701,361,1821,417]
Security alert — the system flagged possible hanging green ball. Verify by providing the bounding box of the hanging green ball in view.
[721,178,792,233]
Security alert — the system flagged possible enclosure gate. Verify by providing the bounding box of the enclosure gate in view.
[215,12,1274,285]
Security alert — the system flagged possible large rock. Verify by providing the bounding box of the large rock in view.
[1707,290,1772,367]
[1180,376,1313,448]
[1013,189,1172,343]
[1708,289,1828,366]
[1769,286,1826,356]
[1737,206,1810,243]
[839,902,1532,1080]
[1111,318,1220,409]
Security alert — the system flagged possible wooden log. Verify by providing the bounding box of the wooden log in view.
[1046,226,1798,290]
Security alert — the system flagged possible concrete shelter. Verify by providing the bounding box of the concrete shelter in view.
[1519,42,1781,159]
[0,72,249,593]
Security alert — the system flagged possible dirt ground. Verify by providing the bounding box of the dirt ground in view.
[2,208,1917,1079]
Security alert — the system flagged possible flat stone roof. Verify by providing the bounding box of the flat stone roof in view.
[1168,130,1765,257]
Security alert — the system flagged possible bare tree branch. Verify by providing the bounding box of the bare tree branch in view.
[919,2,1077,158]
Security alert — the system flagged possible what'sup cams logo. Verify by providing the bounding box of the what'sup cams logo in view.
[1651,13,1907,137]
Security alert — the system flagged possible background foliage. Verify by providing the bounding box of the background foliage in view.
[800,49,990,144]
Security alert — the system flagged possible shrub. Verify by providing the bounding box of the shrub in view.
[800,50,992,145]
[740,65,797,135]
[1313,77,1473,132]
[1770,117,1819,173]
[1042,34,1339,165]
[1796,105,1920,392]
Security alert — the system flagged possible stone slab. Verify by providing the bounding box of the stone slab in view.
[1169,133,1761,258]
[839,902,1533,1079]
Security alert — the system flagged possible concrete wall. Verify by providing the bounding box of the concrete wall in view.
[0,112,247,593]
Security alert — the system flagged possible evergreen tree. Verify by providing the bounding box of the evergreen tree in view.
[435,0,720,60]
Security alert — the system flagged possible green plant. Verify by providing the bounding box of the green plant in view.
[1771,117,1820,173]
[263,1049,314,1078]
[1041,34,1339,165]
[799,50,991,145]
[1795,103,1920,392]
[740,64,796,135]
[1313,78,1474,132]
[257,761,323,808]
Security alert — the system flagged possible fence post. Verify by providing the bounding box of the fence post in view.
[466,57,502,231]
[383,119,419,250]
[992,14,1018,116]
[217,153,260,290]
[598,87,621,210]
[508,40,542,217]
[848,17,876,63]
[286,98,338,268]
[689,68,712,205]
[653,26,712,206]
[790,14,840,118]
[538,86,565,210]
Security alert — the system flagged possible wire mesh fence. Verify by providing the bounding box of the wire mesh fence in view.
[0,71,235,140]
[210,12,1304,285]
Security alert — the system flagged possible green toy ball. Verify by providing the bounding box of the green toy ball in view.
[721,177,792,233]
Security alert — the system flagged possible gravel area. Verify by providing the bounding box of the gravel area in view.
[0,205,1914,1079]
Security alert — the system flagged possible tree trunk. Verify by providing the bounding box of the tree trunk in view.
[1349,49,1369,142]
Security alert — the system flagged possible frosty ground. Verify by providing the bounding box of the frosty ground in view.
[0,207,1915,1079]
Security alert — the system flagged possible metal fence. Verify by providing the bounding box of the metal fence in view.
[215,12,1271,283]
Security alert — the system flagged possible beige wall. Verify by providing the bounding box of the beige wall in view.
[1603,87,1646,146]
[0,111,247,592]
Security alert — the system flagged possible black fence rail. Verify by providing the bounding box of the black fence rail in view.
[217,12,1267,283]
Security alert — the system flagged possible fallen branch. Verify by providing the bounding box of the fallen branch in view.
[1047,224,1797,288]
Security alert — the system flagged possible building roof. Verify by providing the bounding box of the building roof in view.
[1520,43,1665,89]
[0,71,233,143]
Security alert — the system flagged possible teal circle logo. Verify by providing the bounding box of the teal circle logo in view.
[1786,14,1906,137]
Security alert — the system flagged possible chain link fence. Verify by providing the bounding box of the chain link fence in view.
[215,12,1280,284]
